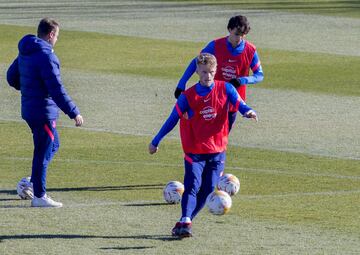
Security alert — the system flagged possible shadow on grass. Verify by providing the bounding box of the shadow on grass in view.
[0,190,17,195]
[0,184,168,208]
[0,184,165,195]
[0,205,28,209]
[48,184,165,192]
[0,202,170,209]
[0,234,181,242]
[0,198,19,201]
[100,246,156,250]
[123,202,169,207]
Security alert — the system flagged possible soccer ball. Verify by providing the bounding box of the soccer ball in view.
[217,173,240,196]
[16,177,34,200]
[163,181,184,204]
[206,190,232,215]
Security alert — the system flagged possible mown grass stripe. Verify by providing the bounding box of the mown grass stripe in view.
[2,156,359,181]
[1,24,359,97]
[2,189,359,211]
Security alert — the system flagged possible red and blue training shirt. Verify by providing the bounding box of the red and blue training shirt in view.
[152,80,253,154]
[176,37,264,100]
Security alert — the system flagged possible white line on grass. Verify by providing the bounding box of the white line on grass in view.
[54,190,360,205]
[0,117,153,136]
[2,156,360,181]
[241,190,360,200]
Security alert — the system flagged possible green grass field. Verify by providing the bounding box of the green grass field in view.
[1,121,359,254]
[0,1,359,254]
[162,0,360,17]
[2,24,359,96]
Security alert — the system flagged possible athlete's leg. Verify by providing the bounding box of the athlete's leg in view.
[181,154,205,219]
[28,120,57,198]
[191,152,226,219]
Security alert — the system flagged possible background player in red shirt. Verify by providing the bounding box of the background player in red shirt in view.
[174,15,263,130]
[149,53,257,238]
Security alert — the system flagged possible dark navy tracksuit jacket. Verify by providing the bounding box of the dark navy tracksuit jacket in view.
[7,34,80,197]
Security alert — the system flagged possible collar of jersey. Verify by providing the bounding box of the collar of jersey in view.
[195,82,214,96]
[226,37,245,55]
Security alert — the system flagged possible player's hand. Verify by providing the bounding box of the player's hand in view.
[229,78,241,88]
[244,110,258,122]
[74,114,84,127]
[174,88,184,99]
[149,143,158,154]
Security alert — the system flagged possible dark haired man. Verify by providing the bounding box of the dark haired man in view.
[174,15,263,130]
[7,18,84,207]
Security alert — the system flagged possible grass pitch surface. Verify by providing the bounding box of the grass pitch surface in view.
[1,121,359,254]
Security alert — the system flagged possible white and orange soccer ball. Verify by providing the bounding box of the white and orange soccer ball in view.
[217,173,240,196]
[16,177,34,200]
[163,181,184,204]
[206,190,232,215]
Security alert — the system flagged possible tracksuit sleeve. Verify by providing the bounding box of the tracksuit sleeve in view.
[239,50,264,85]
[6,58,21,90]
[176,41,215,90]
[225,82,253,115]
[201,41,215,55]
[151,95,189,147]
[40,54,80,119]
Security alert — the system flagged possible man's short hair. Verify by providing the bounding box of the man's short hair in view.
[37,18,59,38]
[227,15,250,35]
[196,53,217,68]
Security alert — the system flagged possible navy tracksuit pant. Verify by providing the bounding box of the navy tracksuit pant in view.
[26,120,59,198]
[181,152,226,220]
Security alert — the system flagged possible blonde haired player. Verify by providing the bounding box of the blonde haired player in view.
[149,53,257,237]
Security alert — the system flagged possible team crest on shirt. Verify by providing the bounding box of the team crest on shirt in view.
[200,106,217,121]
[221,66,236,80]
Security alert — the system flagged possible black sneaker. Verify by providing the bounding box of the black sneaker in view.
[179,222,192,238]
[171,222,183,236]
